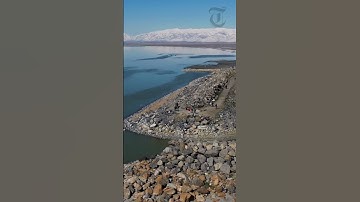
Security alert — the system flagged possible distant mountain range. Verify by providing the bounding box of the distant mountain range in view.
[124,28,236,43]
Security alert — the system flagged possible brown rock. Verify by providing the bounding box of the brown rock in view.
[179,193,191,202]
[197,187,210,194]
[139,173,149,183]
[133,182,142,191]
[124,188,131,199]
[199,175,206,182]
[196,194,206,202]
[133,192,145,200]
[211,174,220,186]
[163,187,176,195]
[181,185,192,193]
[217,192,226,198]
[153,184,163,196]
[145,187,153,195]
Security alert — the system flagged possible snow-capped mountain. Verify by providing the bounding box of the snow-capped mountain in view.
[124,28,236,43]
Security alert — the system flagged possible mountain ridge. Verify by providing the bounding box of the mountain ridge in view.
[124,28,236,43]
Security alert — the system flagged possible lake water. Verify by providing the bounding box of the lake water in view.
[123,46,236,163]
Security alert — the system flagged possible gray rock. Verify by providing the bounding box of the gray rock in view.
[197,154,206,164]
[163,147,172,153]
[207,157,214,166]
[185,156,194,163]
[214,157,225,164]
[200,163,208,171]
[214,162,222,170]
[157,160,163,166]
[220,163,231,175]
[197,147,206,154]
[228,149,236,157]
[219,148,228,158]
[204,149,218,157]
[178,161,184,168]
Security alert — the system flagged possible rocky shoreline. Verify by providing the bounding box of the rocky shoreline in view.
[124,63,236,140]
[123,61,237,201]
[124,138,236,202]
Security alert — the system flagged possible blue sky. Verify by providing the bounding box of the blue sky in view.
[124,0,236,35]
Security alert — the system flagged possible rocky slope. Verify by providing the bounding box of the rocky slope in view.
[124,67,236,140]
[123,139,236,202]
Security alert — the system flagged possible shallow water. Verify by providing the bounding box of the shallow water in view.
[123,46,235,163]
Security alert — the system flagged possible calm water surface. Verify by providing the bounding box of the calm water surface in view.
[123,46,235,163]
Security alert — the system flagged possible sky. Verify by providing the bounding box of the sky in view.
[124,0,236,35]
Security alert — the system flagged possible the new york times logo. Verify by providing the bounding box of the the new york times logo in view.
[209,7,226,27]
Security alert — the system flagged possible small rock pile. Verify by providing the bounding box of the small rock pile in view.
[123,139,236,202]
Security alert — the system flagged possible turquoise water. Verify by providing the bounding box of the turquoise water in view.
[123,46,235,163]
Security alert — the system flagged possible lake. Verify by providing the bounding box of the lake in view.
[123,46,235,163]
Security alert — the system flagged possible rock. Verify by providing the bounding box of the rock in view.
[177,155,185,160]
[199,175,206,182]
[211,174,220,186]
[133,182,142,191]
[205,144,213,150]
[139,173,148,183]
[204,149,218,157]
[225,182,236,194]
[179,193,192,202]
[228,149,236,157]
[200,163,208,171]
[152,184,163,196]
[177,173,186,180]
[145,187,153,195]
[207,157,214,166]
[228,142,236,150]
[163,187,176,195]
[197,125,207,130]
[197,154,206,164]
[167,183,177,189]
[128,185,135,194]
[182,148,193,155]
[220,163,231,175]
[124,188,131,199]
[201,120,209,125]
[180,185,192,193]
[150,123,157,128]
[185,156,194,163]
[219,149,228,158]
[126,176,137,184]
[196,194,205,202]
[178,161,184,168]
[163,147,172,153]
[214,157,225,164]
[197,147,206,154]
[192,177,204,187]
[190,162,200,170]
[196,187,210,194]
[214,162,222,170]
[133,192,145,200]
[157,160,163,166]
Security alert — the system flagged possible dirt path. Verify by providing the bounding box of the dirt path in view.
[199,76,236,118]
[175,76,236,119]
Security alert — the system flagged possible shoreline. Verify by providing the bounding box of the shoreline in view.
[124,60,236,141]
[124,42,236,50]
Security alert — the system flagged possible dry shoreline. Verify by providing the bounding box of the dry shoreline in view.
[124,60,236,141]
[123,60,237,201]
